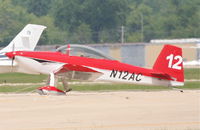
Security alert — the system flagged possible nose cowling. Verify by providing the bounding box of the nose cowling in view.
[5,52,15,59]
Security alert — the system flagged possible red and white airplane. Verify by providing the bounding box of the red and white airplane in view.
[5,44,184,95]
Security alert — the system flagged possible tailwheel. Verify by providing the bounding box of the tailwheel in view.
[172,87,184,93]
[64,88,72,93]
[37,86,65,95]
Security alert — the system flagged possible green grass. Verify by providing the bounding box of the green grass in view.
[70,83,169,91]
[0,73,47,83]
[0,68,199,93]
[0,82,199,93]
[177,81,200,89]
[184,68,200,80]
[0,68,199,83]
[70,82,200,91]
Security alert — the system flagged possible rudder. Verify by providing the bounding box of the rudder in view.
[153,44,184,86]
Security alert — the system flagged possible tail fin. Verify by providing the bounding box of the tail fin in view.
[153,44,184,86]
[0,24,46,53]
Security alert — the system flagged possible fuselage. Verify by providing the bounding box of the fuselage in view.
[6,51,178,86]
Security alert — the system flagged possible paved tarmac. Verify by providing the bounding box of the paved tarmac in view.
[0,90,199,130]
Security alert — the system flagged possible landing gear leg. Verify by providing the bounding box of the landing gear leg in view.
[61,76,72,93]
[37,73,65,95]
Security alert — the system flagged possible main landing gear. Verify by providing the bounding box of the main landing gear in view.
[37,73,71,95]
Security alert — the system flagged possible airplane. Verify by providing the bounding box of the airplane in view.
[0,24,46,73]
[5,44,184,95]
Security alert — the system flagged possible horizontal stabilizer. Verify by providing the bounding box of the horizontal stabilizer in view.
[150,71,173,80]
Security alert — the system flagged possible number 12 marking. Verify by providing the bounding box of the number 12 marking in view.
[166,54,182,70]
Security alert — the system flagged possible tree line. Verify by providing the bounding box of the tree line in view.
[0,0,199,46]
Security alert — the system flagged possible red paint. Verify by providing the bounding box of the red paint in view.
[153,45,184,82]
[5,44,184,82]
[38,86,65,93]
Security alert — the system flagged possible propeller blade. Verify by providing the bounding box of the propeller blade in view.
[10,43,15,72]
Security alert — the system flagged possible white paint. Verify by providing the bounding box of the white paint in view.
[0,24,46,53]
[14,56,64,74]
[166,54,182,70]
[0,24,46,73]
[86,67,184,87]
[49,73,55,86]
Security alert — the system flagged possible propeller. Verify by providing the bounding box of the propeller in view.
[11,43,15,72]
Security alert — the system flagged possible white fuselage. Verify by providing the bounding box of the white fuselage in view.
[2,55,184,87]
[89,67,183,87]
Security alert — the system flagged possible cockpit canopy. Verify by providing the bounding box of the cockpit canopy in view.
[56,44,115,60]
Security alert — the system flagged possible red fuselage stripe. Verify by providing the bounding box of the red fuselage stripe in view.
[8,51,172,80]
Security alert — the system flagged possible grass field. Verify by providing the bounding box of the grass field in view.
[0,81,199,93]
[0,68,199,83]
[0,73,47,83]
[184,68,200,79]
[0,68,199,93]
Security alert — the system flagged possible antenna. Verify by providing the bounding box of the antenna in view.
[66,44,70,56]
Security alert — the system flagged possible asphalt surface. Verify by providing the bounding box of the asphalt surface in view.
[0,90,199,130]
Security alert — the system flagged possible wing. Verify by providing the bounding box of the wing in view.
[54,63,103,81]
